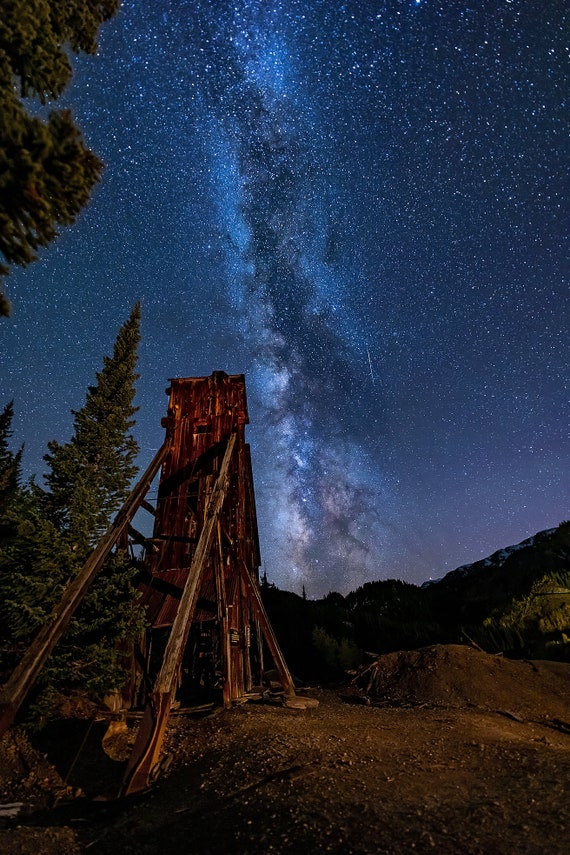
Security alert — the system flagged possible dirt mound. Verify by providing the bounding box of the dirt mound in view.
[353,643,570,720]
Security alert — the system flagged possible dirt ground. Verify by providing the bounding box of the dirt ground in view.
[1,645,569,854]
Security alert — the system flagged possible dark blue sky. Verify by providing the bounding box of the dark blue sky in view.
[2,0,568,596]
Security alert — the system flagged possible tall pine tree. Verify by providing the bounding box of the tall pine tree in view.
[44,303,141,558]
[0,306,146,719]
[0,400,22,521]
[0,0,120,315]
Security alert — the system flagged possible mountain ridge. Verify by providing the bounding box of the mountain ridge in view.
[430,525,561,587]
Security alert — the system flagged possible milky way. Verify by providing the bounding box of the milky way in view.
[188,1,392,592]
[1,1,568,595]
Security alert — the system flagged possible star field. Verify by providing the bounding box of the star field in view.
[1,0,568,596]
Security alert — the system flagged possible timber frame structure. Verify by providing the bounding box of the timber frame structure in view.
[0,372,297,795]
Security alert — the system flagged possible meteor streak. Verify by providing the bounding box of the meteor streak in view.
[367,349,375,386]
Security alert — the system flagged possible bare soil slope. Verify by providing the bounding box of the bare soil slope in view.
[1,644,569,854]
[352,644,570,719]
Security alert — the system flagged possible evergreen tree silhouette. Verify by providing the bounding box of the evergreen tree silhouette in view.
[44,303,141,557]
[0,0,119,315]
[0,306,145,717]
[0,401,22,519]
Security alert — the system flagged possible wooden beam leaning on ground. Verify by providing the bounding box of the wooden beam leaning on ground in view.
[121,432,238,796]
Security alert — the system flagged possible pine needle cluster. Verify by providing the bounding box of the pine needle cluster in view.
[0,0,120,315]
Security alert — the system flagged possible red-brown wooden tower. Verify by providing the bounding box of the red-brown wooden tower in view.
[0,372,298,796]
[121,372,295,794]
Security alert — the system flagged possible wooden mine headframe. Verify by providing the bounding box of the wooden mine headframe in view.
[139,371,268,706]
[121,372,296,794]
[0,372,297,796]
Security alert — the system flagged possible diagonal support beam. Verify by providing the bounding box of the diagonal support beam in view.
[237,559,296,698]
[0,441,171,738]
[121,433,236,796]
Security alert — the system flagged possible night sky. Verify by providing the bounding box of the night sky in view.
[1,0,568,596]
